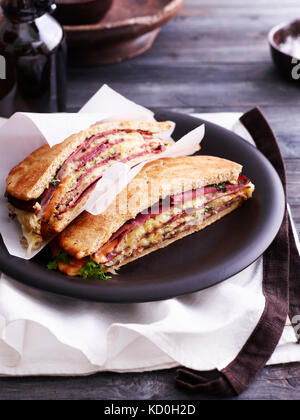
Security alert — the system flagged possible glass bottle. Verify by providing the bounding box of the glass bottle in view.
[0,0,67,118]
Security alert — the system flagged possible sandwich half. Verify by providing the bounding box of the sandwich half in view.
[6,120,174,252]
[50,156,255,278]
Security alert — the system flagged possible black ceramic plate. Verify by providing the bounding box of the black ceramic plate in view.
[0,112,285,303]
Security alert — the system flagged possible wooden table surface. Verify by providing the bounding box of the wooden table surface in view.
[1,0,300,400]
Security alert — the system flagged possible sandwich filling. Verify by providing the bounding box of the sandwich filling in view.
[53,176,254,277]
[7,128,172,251]
[41,129,168,214]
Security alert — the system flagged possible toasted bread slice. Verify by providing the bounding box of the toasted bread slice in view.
[6,120,173,201]
[59,156,243,260]
[6,120,174,249]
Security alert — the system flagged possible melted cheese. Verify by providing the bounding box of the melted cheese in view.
[58,183,255,275]
[100,184,255,267]
[57,132,169,212]
[10,206,43,254]
[94,240,119,264]
[63,132,155,179]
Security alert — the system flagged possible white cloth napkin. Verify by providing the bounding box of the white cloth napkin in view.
[0,113,299,377]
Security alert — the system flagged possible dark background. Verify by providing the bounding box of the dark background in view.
[1,0,300,400]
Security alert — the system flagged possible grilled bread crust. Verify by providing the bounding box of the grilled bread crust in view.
[6,120,173,201]
[59,156,243,259]
[41,147,175,238]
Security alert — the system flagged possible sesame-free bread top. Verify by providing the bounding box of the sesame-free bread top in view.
[59,155,242,259]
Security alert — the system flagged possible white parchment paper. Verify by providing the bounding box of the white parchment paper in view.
[0,85,204,259]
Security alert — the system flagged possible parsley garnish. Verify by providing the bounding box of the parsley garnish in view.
[47,260,58,270]
[49,177,59,187]
[209,182,227,193]
[47,252,111,281]
[47,250,71,271]
[49,162,65,187]
[214,182,227,193]
[204,204,213,214]
[79,258,111,281]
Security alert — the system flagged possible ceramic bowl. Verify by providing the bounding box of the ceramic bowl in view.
[269,19,300,81]
[54,0,113,25]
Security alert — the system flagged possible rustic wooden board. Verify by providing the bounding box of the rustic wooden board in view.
[0,0,299,400]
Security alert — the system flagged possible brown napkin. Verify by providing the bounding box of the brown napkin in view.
[174,108,300,397]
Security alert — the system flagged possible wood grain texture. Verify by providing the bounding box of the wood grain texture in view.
[65,0,185,65]
[0,0,299,400]
[0,365,300,400]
